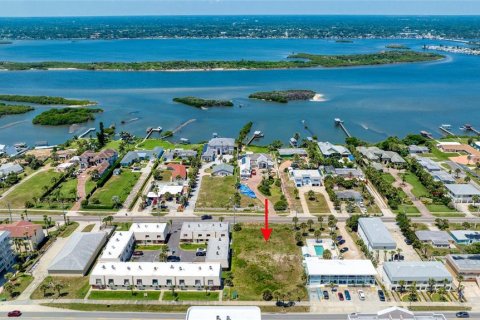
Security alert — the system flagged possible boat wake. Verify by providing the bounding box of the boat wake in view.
[0,120,29,130]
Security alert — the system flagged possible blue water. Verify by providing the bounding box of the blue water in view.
[314,245,324,256]
[0,38,479,146]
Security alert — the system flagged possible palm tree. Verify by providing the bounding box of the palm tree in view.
[399,280,406,293]
[273,290,281,302]
[314,229,321,241]
[3,282,14,297]
[389,250,396,261]
[292,217,299,230]
[307,219,314,231]
[396,248,403,261]
[428,278,436,293]
[454,168,461,178]
[40,283,50,297]
[54,282,64,297]
[408,281,418,301]
[317,216,324,231]
[300,222,307,235]
[307,190,315,201]
[219,217,225,223]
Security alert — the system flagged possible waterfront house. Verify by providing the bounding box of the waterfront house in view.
[239,156,252,179]
[249,153,274,169]
[277,148,307,158]
[0,221,45,251]
[318,141,351,158]
[0,144,27,158]
[120,147,164,167]
[356,146,405,167]
[408,145,429,154]
[416,156,442,172]
[201,138,235,162]
[80,149,118,169]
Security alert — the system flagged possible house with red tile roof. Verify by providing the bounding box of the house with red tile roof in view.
[0,221,45,251]
[166,163,188,181]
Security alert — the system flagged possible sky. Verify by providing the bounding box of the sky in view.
[1,0,480,17]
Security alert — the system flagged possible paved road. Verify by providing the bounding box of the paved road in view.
[9,311,480,320]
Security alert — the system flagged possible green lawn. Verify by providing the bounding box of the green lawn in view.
[196,176,260,210]
[393,205,421,216]
[81,224,95,232]
[381,172,396,184]
[426,204,460,214]
[90,170,140,206]
[113,222,132,231]
[0,170,62,208]
[179,243,206,251]
[305,192,330,214]
[267,184,287,212]
[85,178,96,195]
[0,274,34,300]
[402,172,429,198]
[431,212,466,217]
[56,178,78,199]
[44,303,191,313]
[230,224,305,301]
[135,244,167,251]
[163,291,219,301]
[31,276,90,299]
[58,222,79,237]
[244,145,270,153]
[424,146,459,161]
[280,173,302,213]
[136,139,202,151]
[89,290,160,300]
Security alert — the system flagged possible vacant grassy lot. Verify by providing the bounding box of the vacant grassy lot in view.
[196,176,260,210]
[90,170,140,206]
[280,172,302,213]
[0,170,62,208]
[393,205,421,216]
[89,290,160,300]
[44,303,191,313]
[57,178,78,199]
[402,172,429,198]
[163,291,219,301]
[305,192,330,214]
[424,146,459,161]
[31,276,90,299]
[136,139,202,151]
[231,224,305,301]
[244,145,270,153]
[426,204,460,216]
[0,274,34,300]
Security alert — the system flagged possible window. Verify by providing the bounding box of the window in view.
[208,280,214,286]
[166,279,173,286]
[136,279,143,285]
[146,235,150,238]
[124,279,130,286]
[108,279,114,285]
[198,234,203,237]
[179,280,185,286]
[206,234,211,237]
[195,280,201,286]
[96,279,102,285]
[221,234,225,237]
[153,279,158,286]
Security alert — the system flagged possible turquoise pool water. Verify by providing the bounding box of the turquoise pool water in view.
[314,245,324,256]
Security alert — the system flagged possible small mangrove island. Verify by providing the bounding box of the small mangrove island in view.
[0,94,96,106]
[386,44,411,50]
[0,51,444,71]
[32,107,103,126]
[173,97,234,108]
[249,90,316,103]
[0,103,34,117]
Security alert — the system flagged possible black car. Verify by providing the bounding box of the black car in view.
[336,236,343,242]
[378,290,385,302]
[456,312,470,318]
[323,291,329,299]
[405,238,413,245]
[338,239,346,245]
[340,247,349,253]
[132,251,144,256]
[201,215,213,220]
[167,255,181,262]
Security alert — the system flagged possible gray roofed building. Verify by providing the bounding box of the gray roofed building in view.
[356,147,405,165]
[358,218,396,251]
[371,162,384,171]
[431,170,456,184]
[415,230,453,247]
[205,237,230,269]
[382,261,452,290]
[120,147,164,167]
[416,156,442,172]
[211,164,234,176]
[332,168,365,180]
[445,184,480,203]
[318,141,351,157]
[180,222,230,242]
[446,254,480,280]
[408,145,429,154]
[348,306,446,320]
[449,230,480,244]
[335,190,363,202]
[48,232,107,276]
[278,148,307,157]
[201,138,235,162]
[0,163,23,178]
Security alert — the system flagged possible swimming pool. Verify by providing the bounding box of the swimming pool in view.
[314,245,324,256]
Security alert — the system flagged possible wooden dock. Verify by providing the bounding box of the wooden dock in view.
[463,124,480,136]
[78,128,95,139]
[334,118,351,138]
[246,130,264,146]
[302,120,316,137]
[172,119,196,135]
[439,125,455,137]
[420,130,434,139]
[143,126,163,142]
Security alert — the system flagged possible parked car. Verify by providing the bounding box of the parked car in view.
[331,286,338,292]
[336,236,343,242]
[338,239,346,245]
[340,247,349,253]
[196,248,206,256]
[378,290,385,302]
[7,310,22,317]
[133,251,143,256]
[405,238,413,245]
[323,291,329,299]
[456,312,470,318]
[201,215,213,220]
[338,292,344,301]
[167,255,180,262]
[358,290,365,301]
[344,290,351,301]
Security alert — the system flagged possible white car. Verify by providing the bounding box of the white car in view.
[358,290,365,301]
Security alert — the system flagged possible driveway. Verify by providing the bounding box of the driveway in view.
[123,160,155,210]
[385,222,421,262]
[337,222,363,260]
[164,222,205,263]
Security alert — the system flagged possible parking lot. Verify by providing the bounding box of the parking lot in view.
[386,222,421,262]
[309,286,384,304]
[337,222,364,260]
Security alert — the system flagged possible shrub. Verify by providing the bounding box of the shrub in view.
[262,289,273,301]
[274,200,288,211]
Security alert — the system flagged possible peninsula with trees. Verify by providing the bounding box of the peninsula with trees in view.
[249,90,316,103]
[0,51,444,72]
[0,94,97,106]
[173,97,234,108]
[0,103,34,117]
[32,107,103,126]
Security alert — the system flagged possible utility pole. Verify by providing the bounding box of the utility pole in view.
[7,203,12,223]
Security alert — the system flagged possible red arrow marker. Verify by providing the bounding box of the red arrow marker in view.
[261,198,273,241]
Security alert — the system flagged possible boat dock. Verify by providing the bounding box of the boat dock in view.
[420,130,434,139]
[463,124,480,136]
[334,118,351,138]
[172,119,196,135]
[302,120,316,137]
[144,126,163,141]
[439,124,455,137]
[78,128,95,139]
[246,130,264,145]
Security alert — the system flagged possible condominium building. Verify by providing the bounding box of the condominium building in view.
[446,254,480,281]
[180,222,230,243]
[304,258,377,286]
[90,262,222,290]
[358,218,396,252]
[0,220,45,251]
[99,231,135,262]
[382,261,452,290]
[0,231,15,274]
[205,237,230,269]
[129,223,170,244]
